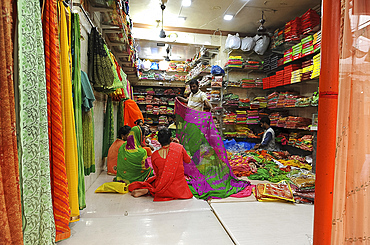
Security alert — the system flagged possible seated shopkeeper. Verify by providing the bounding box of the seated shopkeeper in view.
[129,128,193,201]
[114,126,153,184]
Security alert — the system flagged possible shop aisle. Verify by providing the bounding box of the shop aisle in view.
[59,172,314,245]
[58,172,233,244]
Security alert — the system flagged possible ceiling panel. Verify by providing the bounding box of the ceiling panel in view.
[130,0,321,34]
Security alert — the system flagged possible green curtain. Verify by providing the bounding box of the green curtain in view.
[102,96,115,158]
[83,109,96,175]
[117,100,124,130]
[17,0,55,243]
[72,13,86,210]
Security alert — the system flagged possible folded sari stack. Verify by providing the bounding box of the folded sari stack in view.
[313,30,321,52]
[301,60,314,81]
[239,99,250,109]
[301,35,314,57]
[284,64,301,85]
[301,9,321,34]
[271,28,285,49]
[267,92,279,108]
[226,56,243,69]
[311,53,321,79]
[236,110,248,124]
[285,17,302,42]
[223,112,237,125]
[284,48,293,64]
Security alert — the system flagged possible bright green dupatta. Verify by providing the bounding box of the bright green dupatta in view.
[114,126,152,184]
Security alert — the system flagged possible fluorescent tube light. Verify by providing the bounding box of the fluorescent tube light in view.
[224,14,233,21]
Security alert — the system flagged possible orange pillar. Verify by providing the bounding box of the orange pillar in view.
[313,0,341,244]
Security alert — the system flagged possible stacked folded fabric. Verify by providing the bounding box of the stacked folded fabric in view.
[291,69,302,83]
[263,56,271,72]
[285,95,302,107]
[152,106,160,115]
[145,117,154,124]
[267,92,279,108]
[269,112,288,126]
[284,48,293,64]
[254,97,267,108]
[301,60,314,81]
[244,60,262,69]
[301,9,321,34]
[240,78,256,88]
[239,99,250,109]
[277,57,285,67]
[301,35,314,57]
[269,75,277,88]
[285,116,311,129]
[223,93,239,107]
[152,97,161,104]
[159,97,168,105]
[146,105,153,114]
[271,54,282,70]
[295,97,311,107]
[276,70,285,86]
[236,110,248,124]
[271,28,285,49]
[285,17,302,42]
[168,98,175,106]
[284,64,301,85]
[277,92,288,108]
[263,77,270,89]
[167,107,174,114]
[146,88,155,94]
[136,95,145,104]
[313,30,321,52]
[226,56,243,69]
[223,112,237,125]
[159,116,167,125]
[311,53,321,79]
[227,81,241,87]
[292,43,302,60]
[255,78,263,88]
[159,106,167,114]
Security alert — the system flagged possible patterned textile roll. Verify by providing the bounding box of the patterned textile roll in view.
[0,0,24,243]
[58,0,80,222]
[17,0,56,243]
[42,0,71,241]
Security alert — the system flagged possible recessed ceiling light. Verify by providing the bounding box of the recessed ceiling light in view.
[224,14,233,21]
[182,0,191,7]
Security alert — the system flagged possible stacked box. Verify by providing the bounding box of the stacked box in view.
[271,28,285,49]
[301,35,314,57]
[291,69,302,83]
[285,17,302,42]
[284,48,293,64]
[292,43,302,60]
[276,70,285,86]
[311,53,321,79]
[313,30,322,52]
[301,9,321,34]
[270,75,277,88]
[301,60,314,81]
[284,64,301,85]
[263,77,270,90]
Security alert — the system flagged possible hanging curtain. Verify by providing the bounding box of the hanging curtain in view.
[0,0,24,244]
[42,0,71,241]
[17,0,55,243]
[175,99,252,199]
[102,96,115,158]
[332,0,370,243]
[71,13,86,210]
[58,0,80,222]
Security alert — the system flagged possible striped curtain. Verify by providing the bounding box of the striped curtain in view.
[42,0,71,241]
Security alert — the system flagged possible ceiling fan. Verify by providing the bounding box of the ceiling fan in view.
[159,3,166,38]
[257,11,268,34]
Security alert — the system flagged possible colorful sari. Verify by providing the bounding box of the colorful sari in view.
[175,99,252,199]
[124,99,144,128]
[129,142,193,202]
[114,126,152,184]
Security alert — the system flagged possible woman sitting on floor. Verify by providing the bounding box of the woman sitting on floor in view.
[129,128,193,201]
[114,126,153,184]
[107,125,131,175]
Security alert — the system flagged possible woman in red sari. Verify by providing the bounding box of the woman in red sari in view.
[129,128,193,201]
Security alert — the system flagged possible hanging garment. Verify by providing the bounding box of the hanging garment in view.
[129,142,193,201]
[82,109,96,175]
[71,13,86,210]
[117,100,124,130]
[81,70,96,111]
[42,0,71,241]
[102,96,115,158]
[124,99,144,128]
[17,0,56,243]
[114,127,152,184]
[175,99,252,199]
[58,0,80,222]
[88,27,115,92]
[0,0,24,243]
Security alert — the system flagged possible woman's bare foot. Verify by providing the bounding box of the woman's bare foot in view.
[131,189,149,197]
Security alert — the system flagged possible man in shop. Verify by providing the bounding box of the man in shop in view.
[177,79,212,111]
[254,117,276,151]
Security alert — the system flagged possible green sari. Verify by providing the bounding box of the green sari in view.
[114,126,152,184]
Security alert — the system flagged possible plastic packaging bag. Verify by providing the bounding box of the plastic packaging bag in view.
[211,65,225,75]
[95,182,129,194]
[142,60,152,71]
[225,33,241,49]
[253,35,270,55]
[241,36,255,51]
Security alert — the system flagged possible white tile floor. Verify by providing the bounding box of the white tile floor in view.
[59,172,314,245]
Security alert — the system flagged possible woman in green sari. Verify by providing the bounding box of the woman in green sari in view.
[114,126,153,184]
